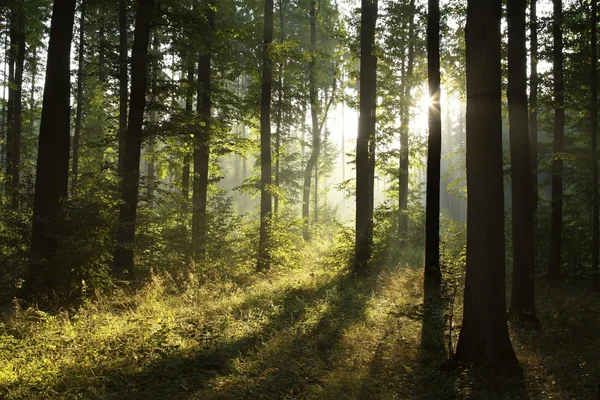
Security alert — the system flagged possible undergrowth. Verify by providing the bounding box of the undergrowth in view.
[0,238,598,399]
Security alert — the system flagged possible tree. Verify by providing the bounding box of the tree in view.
[592,0,598,291]
[530,0,538,215]
[71,0,86,193]
[192,0,215,263]
[113,0,155,278]
[355,0,377,274]
[257,0,274,271]
[398,0,416,240]
[454,0,520,372]
[549,0,564,283]
[302,0,320,241]
[118,0,128,178]
[424,0,441,292]
[24,0,77,300]
[507,0,538,325]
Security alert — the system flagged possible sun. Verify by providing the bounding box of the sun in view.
[419,93,434,110]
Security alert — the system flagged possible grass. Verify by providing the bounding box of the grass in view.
[0,242,599,399]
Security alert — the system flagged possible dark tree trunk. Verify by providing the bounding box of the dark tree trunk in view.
[118,0,128,178]
[530,0,538,216]
[182,65,194,202]
[24,0,77,301]
[425,0,442,291]
[507,0,538,325]
[399,0,415,240]
[592,0,598,291]
[146,31,159,208]
[5,10,16,201]
[455,0,520,372]
[274,0,285,217]
[192,0,214,263]
[354,0,378,274]
[10,7,25,210]
[302,0,319,241]
[549,0,564,283]
[112,0,155,279]
[71,0,86,194]
[257,0,274,271]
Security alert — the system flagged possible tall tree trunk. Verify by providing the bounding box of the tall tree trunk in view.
[455,0,520,372]
[274,0,285,217]
[5,10,16,200]
[355,0,378,274]
[0,35,7,183]
[257,0,274,271]
[24,0,77,301]
[507,0,538,325]
[425,0,442,291]
[71,0,86,194]
[182,65,194,202]
[549,0,564,283]
[192,0,214,263]
[302,0,319,240]
[112,0,155,279]
[592,0,598,291]
[146,31,159,208]
[10,6,25,210]
[118,0,128,178]
[530,0,538,216]
[399,0,415,240]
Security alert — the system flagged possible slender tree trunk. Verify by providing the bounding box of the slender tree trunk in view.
[71,0,86,194]
[5,11,16,200]
[192,0,214,263]
[425,0,442,291]
[24,0,77,301]
[112,0,155,279]
[507,0,538,325]
[591,0,598,291]
[274,0,285,217]
[10,7,25,210]
[355,0,378,273]
[146,31,159,208]
[182,65,194,202]
[399,0,415,240]
[530,0,538,216]
[257,0,274,271]
[455,0,521,372]
[549,0,564,283]
[0,34,7,183]
[302,0,320,240]
[118,0,128,178]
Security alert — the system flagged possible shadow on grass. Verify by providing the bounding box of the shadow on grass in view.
[39,264,390,400]
[509,283,600,399]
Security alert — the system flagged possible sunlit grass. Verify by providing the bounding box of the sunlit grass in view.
[0,245,598,399]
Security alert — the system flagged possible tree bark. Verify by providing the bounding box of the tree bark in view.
[112,0,155,279]
[591,0,598,291]
[182,65,194,202]
[25,0,77,301]
[507,0,538,325]
[549,0,564,283]
[425,0,442,291]
[146,31,159,208]
[10,6,25,210]
[192,0,214,263]
[530,0,538,216]
[257,0,274,271]
[71,0,86,194]
[5,9,16,202]
[118,0,128,178]
[354,0,378,274]
[274,0,285,217]
[399,0,415,240]
[302,0,319,241]
[455,0,520,372]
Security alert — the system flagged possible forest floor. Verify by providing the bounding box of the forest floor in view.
[0,244,599,399]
